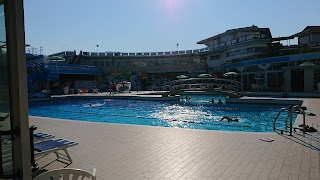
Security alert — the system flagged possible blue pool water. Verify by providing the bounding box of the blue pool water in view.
[28,95,297,132]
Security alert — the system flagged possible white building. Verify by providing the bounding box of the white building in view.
[197,25,272,72]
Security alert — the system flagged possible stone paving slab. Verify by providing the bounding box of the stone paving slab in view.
[30,114,320,180]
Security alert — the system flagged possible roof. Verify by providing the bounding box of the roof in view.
[197,26,272,45]
[292,26,320,37]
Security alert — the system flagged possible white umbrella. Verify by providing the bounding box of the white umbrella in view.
[198,74,211,78]
[176,75,189,79]
[223,72,238,76]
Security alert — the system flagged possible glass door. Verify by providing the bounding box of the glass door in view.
[0,2,14,178]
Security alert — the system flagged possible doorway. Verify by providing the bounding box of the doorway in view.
[291,70,304,92]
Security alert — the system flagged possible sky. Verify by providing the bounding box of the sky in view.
[24,0,320,55]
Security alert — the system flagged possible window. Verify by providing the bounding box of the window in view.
[99,61,105,67]
[272,62,288,70]
[155,60,162,66]
[193,59,200,64]
[255,47,266,52]
[210,55,220,60]
[147,61,155,66]
[132,61,139,66]
[247,47,254,53]
[126,61,131,67]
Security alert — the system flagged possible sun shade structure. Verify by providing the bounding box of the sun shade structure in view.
[299,61,316,66]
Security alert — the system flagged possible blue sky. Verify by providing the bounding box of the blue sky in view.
[24,0,320,55]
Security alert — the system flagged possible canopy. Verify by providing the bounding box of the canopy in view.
[299,61,316,67]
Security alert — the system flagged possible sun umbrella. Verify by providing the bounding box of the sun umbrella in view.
[48,56,65,61]
[198,74,212,78]
[223,72,238,76]
[176,75,189,79]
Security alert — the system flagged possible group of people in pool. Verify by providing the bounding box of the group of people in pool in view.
[182,96,223,104]
[181,96,239,122]
[209,98,223,104]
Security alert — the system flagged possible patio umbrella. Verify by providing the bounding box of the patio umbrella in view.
[223,72,238,76]
[48,56,65,61]
[198,74,212,78]
[176,75,189,79]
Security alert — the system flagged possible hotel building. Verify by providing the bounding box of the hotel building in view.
[59,25,320,93]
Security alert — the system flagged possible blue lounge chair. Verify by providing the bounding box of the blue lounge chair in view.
[34,138,78,165]
[33,132,55,142]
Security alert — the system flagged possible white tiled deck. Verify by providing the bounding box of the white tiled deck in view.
[30,97,320,180]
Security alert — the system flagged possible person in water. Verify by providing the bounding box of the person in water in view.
[210,99,214,103]
[220,116,239,122]
[218,99,223,104]
[185,96,191,101]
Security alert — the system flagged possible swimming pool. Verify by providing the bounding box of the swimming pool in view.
[28,95,297,132]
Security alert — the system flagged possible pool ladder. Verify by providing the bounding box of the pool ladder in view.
[273,105,306,136]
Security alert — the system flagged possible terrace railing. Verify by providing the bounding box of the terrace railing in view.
[161,78,243,94]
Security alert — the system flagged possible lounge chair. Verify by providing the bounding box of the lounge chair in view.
[34,138,78,165]
[34,168,96,180]
[0,133,54,168]
[79,89,89,94]
[33,132,55,142]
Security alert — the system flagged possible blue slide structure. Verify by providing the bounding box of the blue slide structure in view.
[26,54,102,98]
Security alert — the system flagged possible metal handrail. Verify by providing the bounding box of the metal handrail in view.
[289,105,306,135]
[273,108,288,132]
[274,105,306,136]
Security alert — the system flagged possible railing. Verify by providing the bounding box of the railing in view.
[79,35,269,57]
[26,46,43,55]
[161,78,243,93]
[273,105,306,136]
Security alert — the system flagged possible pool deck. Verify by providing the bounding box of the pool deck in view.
[30,95,320,180]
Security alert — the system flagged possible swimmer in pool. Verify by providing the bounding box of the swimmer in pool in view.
[220,116,239,122]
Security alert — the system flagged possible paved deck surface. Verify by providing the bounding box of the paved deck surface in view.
[30,97,320,180]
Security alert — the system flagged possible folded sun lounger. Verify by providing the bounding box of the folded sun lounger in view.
[34,138,78,165]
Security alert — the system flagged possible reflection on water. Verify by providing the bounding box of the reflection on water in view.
[150,104,216,123]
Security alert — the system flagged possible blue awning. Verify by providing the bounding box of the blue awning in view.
[223,51,320,69]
